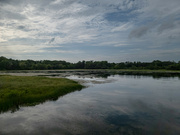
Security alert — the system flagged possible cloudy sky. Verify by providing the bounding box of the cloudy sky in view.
[0,0,180,62]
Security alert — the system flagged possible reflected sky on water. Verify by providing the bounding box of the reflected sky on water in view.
[0,72,180,135]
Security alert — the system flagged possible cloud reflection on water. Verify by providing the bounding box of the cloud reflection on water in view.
[0,72,180,134]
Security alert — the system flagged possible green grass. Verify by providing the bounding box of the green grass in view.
[0,75,84,113]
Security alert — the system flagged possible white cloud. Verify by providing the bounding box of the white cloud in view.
[0,44,45,54]
[114,43,130,47]
[129,0,180,48]
[0,0,180,61]
[111,23,133,32]
[0,0,136,45]
[50,0,65,5]
[55,50,84,54]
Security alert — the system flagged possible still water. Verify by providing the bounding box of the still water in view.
[0,71,180,135]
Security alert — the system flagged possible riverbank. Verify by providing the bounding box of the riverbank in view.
[0,69,180,73]
[0,69,180,80]
[0,75,84,113]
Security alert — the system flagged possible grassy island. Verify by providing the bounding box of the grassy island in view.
[0,75,84,113]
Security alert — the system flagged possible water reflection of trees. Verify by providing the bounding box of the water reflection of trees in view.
[71,71,180,79]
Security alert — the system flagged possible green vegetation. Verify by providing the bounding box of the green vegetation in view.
[0,75,83,113]
[0,56,180,70]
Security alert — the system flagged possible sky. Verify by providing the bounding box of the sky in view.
[0,0,180,62]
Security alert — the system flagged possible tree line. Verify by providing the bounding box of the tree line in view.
[0,56,180,70]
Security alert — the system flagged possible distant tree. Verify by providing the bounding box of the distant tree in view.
[0,56,180,70]
[76,61,85,69]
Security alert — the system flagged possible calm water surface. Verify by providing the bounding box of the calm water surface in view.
[0,71,180,135]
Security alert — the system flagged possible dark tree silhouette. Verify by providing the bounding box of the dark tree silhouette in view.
[0,56,180,70]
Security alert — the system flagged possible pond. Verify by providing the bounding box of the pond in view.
[0,70,180,135]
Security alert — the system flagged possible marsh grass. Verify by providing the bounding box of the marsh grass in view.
[0,75,84,113]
